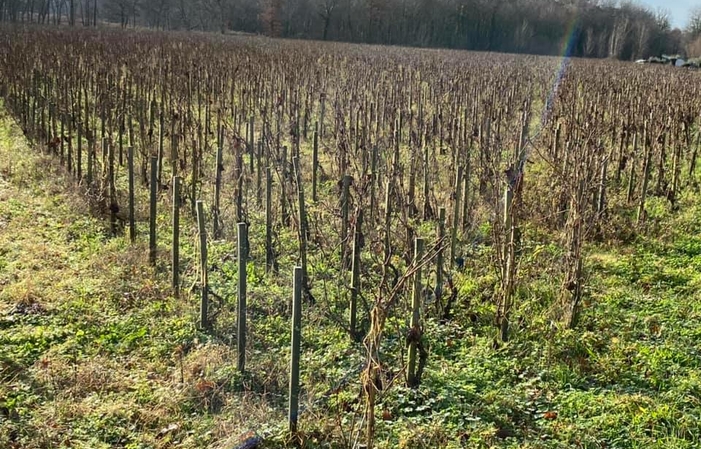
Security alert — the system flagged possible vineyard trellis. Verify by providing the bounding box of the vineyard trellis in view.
[1,24,701,447]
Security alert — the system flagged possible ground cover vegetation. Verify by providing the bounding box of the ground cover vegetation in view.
[0,25,701,448]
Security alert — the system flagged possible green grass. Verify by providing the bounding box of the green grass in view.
[1,105,701,449]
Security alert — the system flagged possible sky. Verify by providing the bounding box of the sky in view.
[638,0,696,29]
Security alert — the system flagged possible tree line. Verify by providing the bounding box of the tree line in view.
[0,0,698,60]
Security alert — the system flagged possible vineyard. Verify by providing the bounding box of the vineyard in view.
[1,25,701,449]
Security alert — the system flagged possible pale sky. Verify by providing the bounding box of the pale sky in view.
[638,0,696,29]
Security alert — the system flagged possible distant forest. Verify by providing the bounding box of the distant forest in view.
[2,0,701,60]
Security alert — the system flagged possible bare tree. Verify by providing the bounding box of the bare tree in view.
[104,0,134,26]
[688,6,701,36]
[317,0,337,40]
[0,0,690,60]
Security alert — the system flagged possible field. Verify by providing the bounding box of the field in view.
[1,25,701,449]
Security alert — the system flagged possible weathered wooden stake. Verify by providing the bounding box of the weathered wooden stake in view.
[67,116,73,173]
[157,105,164,185]
[248,116,255,173]
[119,108,124,167]
[171,134,178,178]
[422,144,432,220]
[312,122,319,202]
[462,149,471,231]
[688,131,699,181]
[626,132,637,204]
[350,209,363,342]
[407,237,424,387]
[60,119,65,165]
[213,136,223,239]
[191,140,198,216]
[450,166,464,266]
[128,146,135,242]
[319,95,326,139]
[670,138,681,206]
[637,125,651,225]
[289,266,303,433]
[86,138,93,187]
[281,146,289,227]
[369,145,378,224]
[341,174,351,269]
[197,201,209,330]
[256,139,263,206]
[436,207,446,302]
[108,140,117,236]
[596,154,608,216]
[293,157,309,294]
[236,143,244,223]
[237,222,248,373]
[265,166,276,273]
[383,179,392,266]
[77,118,82,181]
[149,156,157,265]
[172,176,181,297]
[500,182,516,342]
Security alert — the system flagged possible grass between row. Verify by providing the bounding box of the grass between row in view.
[1,104,701,448]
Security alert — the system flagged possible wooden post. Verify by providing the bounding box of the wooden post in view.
[688,130,699,182]
[213,136,223,239]
[60,119,65,165]
[281,146,289,227]
[87,137,93,187]
[461,149,471,232]
[128,146,135,243]
[500,183,515,342]
[637,125,651,225]
[369,145,378,224]
[408,147,417,219]
[157,104,164,185]
[67,115,73,173]
[289,266,303,433]
[77,117,82,181]
[101,136,108,183]
[670,133,681,206]
[450,166,463,266]
[191,139,198,216]
[171,134,178,178]
[383,179,392,265]
[265,166,276,273]
[248,116,254,174]
[108,139,117,236]
[407,237,424,387]
[626,132,637,204]
[341,174,351,269]
[119,107,124,167]
[596,154,607,216]
[236,137,245,223]
[319,94,326,139]
[172,176,181,297]
[98,112,105,177]
[256,139,263,206]
[237,222,248,373]
[197,201,209,330]
[422,144,432,220]
[292,157,309,294]
[149,156,157,265]
[312,122,319,202]
[655,131,667,197]
[436,207,446,302]
[614,125,625,184]
[350,209,363,342]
